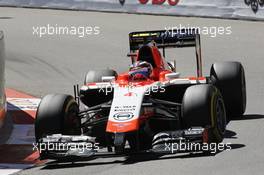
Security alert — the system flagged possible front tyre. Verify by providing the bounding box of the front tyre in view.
[35,94,81,142]
[182,85,226,143]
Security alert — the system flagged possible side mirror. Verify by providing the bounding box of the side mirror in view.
[168,60,176,72]
[127,52,137,63]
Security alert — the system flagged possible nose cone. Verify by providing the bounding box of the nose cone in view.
[106,83,150,133]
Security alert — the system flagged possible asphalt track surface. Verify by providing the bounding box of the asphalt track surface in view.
[0,7,264,175]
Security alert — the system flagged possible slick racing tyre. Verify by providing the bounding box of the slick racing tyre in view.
[82,69,117,107]
[84,69,117,84]
[182,85,226,143]
[210,62,246,118]
[35,94,81,142]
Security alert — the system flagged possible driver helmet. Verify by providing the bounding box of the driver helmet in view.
[129,61,153,80]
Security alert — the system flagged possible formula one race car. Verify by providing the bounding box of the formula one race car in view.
[35,29,246,160]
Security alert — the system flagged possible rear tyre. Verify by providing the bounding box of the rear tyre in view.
[84,69,117,84]
[182,85,226,143]
[82,69,117,107]
[210,62,246,118]
[35,94,81,142]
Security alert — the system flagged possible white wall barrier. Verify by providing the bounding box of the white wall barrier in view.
[0,0,264,20]
[0,0,263,20]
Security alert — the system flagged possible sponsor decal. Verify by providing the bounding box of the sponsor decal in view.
[138,0,180,6]
[124,92,137,97]
[114,105,136,112]
[119,0,180,6]
[119,0,125,5]
[113,112,134,121]
[113,123,131,127]
[244,0,264,13]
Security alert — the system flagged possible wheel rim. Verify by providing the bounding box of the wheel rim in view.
[64,104,80,135]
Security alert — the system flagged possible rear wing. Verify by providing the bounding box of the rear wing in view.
[128,29,203,77]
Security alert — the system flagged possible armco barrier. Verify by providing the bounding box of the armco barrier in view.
[0,31,6,128]
[0,0,264,21]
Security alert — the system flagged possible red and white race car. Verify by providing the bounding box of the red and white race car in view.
[35,29,246,160]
